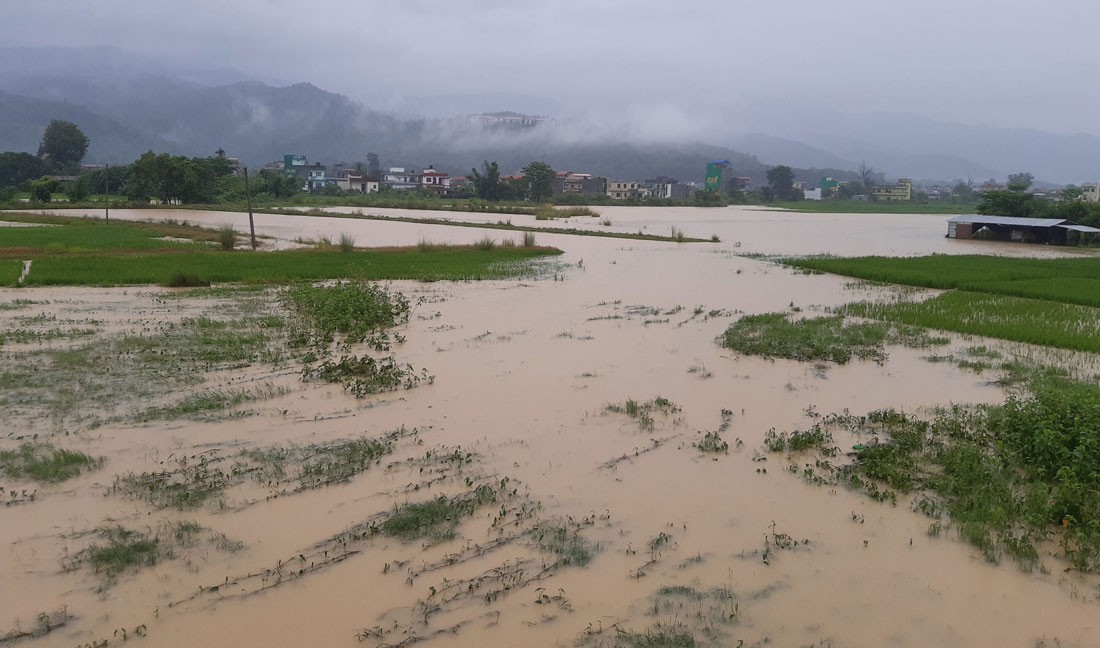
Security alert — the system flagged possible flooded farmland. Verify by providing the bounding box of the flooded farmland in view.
[2,206,1098,647]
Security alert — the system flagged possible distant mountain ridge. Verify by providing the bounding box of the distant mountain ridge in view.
[5,45,1099,184]
[0,62,832,184]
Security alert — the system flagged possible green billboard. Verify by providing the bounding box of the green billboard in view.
[705,161,727,192]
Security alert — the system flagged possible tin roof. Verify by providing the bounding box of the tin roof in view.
[948,215,1067,227]
[948,215,1100,233]
[1058,223,1100,233]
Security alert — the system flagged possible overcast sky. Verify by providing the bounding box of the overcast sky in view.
[5,0,1100,135]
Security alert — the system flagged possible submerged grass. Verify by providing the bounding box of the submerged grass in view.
[65,521,243,582]
[115,430,406,510]
[135,383,290,421]
[381,483,500,542]
[607,396,682,432]
[70,527,162,576]
[530,520,596,567]
[243,430,402,491]
[0,442,103,482]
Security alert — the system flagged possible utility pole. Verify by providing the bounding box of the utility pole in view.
[245,167,256,250]
[104,163,109,224]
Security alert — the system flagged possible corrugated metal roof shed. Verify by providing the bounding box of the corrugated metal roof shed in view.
[947,215,1100,232]
[948,215,1067,227]
[1058,223,1100,233]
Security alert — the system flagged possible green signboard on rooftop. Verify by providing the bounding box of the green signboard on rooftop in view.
[705,162,724,192]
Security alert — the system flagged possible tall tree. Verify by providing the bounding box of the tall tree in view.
[766,165,795,201]
[521,161,555,202]
[38,120,89,173]
[978,189,1036,217]
[469,160,503,201]
[858,162,876,190]
[1007,172,1034,191]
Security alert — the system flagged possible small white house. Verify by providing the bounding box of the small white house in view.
[803,187,822,200]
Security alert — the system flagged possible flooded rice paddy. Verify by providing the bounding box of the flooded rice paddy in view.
[1,206,1098,647]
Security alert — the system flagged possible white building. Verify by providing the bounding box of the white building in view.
[1082,183,1100,203]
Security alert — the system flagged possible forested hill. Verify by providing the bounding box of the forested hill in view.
[0,71,857,185]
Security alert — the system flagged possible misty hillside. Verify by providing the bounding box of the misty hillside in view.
[0,62,811,183]
[0,89,177,162]
[16,45,1100,184]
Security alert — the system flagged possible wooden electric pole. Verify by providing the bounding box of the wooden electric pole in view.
[245,167,256,250]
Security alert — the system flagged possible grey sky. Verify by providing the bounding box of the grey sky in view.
[5,0,1099,135]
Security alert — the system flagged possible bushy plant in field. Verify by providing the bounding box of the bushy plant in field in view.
[720,313,889,364]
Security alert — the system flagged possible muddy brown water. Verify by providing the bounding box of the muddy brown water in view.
[1,207,1098,647]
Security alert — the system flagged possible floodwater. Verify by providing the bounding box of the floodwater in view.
[1,206,1098,647]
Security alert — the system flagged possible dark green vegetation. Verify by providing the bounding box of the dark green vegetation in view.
[282,281,431,397]
[0,442,103,482]
[282,281,410,348]
[977,186,1100,228]
[721,313,888,364]
[0,261,21,285]
[719,312,945,364]
[773,390,1100,572]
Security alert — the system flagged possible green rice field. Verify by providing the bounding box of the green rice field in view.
[789,254,1100,308]
[18,247,561,287]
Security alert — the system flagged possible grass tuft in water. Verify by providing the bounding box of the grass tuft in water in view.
[381,484,500,542]
[530,520,596,567]
[0,442,103,482]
